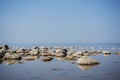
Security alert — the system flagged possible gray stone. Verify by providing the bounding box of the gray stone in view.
[77,56,99,65]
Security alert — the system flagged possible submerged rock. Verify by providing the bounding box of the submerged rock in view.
[64,56,76,60]
[41,56,53,61]
[77,56,99,65]
[23,56,39,61]
[51,68,61,70]
[4,60,20,65]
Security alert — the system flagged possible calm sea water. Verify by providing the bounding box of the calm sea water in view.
[0,43,120,80]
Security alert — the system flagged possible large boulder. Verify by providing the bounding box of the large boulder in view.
[3,52,22,60]
[77,56,99,65]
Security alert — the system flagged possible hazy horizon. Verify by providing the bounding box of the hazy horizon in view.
[0,0,120,44]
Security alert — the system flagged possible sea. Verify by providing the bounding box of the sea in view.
[0,43,120,80]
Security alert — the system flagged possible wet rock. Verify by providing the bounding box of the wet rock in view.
[103,54,111,56]
[55,53,66,57]
[23,56,39,60]
[55,48,67,54]
[83,53,90,56]
[4,60,20,65]
[29,48,39,56]
[114,52,120,55]
[77,56,99,65]
[3,52,22,60]
[0,45,9,51]
[41,56,53,61]
[64,56,76,60]
[75,51,84,56]
[102,51,111,54]
[67,52,74,56]
[0,51,6,58]
[40,47,49,53]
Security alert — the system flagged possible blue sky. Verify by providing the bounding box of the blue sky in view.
[0,0,120,44]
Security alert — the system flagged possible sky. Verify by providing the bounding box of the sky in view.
[0,0,120,44]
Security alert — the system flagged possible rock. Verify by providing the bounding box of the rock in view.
[16,48,26,53]
[3,52,22,60]
[0,45,9,51]
[0,51,6,58]
[75,51,84,56]
[41,56,53,61]
[40,53,49,56]
[55,48,67,54]
[29,48,39,56]
[23,56,39,60]
[54,48,67,57]
[83,53,90,56]
[55,53,66,57]
[114,52,120,55]
[67,52,74,56]
[4,60,19,65]
[40,47,49,53]
[51,68,61,70]
[77,56,99,65]
[64,56,76,60]
[103,54,110,56]
[102,51,111,54]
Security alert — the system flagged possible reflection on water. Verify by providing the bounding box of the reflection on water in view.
[0,54,120,80]
[77,64,99,70]
[103,54,111,56]
[0,60,3,64]
[0,43,120,80]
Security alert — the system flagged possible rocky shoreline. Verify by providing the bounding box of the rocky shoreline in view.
[0,45,120,66]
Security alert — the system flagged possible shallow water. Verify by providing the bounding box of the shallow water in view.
[0,43,120,80]
[0,54,120,80]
